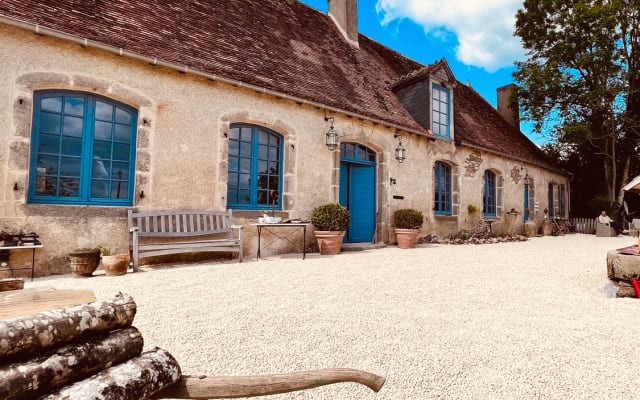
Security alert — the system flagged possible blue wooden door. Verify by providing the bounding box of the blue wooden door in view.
[339,143,376,243]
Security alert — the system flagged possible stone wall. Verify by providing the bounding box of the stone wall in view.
[0,24,570,276]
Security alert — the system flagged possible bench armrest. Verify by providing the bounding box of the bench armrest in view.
[231,225,244,230]
[129,227,139,233]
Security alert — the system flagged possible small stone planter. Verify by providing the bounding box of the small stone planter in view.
[69,248,101,277]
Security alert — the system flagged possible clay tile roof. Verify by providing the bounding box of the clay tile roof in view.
[0,0,426,133]
[0,0,560,170]
[453,83,558,170]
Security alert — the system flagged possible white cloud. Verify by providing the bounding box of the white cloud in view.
[375,0,525,72]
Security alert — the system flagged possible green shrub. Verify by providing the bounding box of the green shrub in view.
[394,208,424,229]
[311,203,351,231]
[467,204,480,214]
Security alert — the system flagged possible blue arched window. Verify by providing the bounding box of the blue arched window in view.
[434,161,452,215]
[483,170,497,217]
[29,91,137,206]
[227,124,283,210]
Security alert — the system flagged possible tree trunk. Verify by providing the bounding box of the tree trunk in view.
[42,347,181,400]
[152,368,386,399]
[0,327,143,400]
[0,293,136,361]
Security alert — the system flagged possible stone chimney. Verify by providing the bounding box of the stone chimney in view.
[496,84,520,129]
[328,0,358,47]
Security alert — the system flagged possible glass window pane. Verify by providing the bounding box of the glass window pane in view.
[268,176,278,190]
[38,155,59,174]
[258,130,269,144]
[440,102,448,113]
[39,133,60,154]
[41,97,62,113]
[60,157,81,176]
[112,162,129,180]
[63,116,84,137]
[228,127,240,141]
[40,113,61,135]
[433,124,440,135]
[240,127,252,142]
[257,174,268,189]
[64,97,85,117]
[95,121,112,140]
[227,188,238,204]
[258,144,268,159]
[258,160,268,174]
[239,142,252,157]
[93,159,110,179]
[111,181,128,199]
[239,173,251,189]
[59,178,79,197]
[228,140,239,156]
[114,123,131,142]
[115,107,131,124]
[113,143,130,161]
[238,189,251,204]
[61,136,82,156]
[36,176,57,196]
[228,156,238,171]
[228,172,238,186]
[268,161,278,174]
[93,141,112,159]
[91,180,109,198]
[257,190,268,205]
[268,146,278,160]
[239,158,250,173]
[95,101,113,121]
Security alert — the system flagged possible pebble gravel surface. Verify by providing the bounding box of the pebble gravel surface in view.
[27,234,640,399]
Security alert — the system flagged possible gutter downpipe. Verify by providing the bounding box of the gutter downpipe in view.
[0,15,429,139]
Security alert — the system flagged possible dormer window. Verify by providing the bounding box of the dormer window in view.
[432,84,450,139]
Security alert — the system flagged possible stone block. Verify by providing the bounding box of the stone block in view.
[607,249,640,279]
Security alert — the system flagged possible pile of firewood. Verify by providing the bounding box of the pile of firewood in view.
[0,291,385,399]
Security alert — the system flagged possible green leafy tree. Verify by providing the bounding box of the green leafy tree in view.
[514,0,640,209]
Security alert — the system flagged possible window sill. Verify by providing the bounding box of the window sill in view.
[434,215,457,222]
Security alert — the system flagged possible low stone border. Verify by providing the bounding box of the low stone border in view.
[421,235,529,245]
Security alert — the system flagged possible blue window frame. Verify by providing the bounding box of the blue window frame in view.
[548,183,555,218]
[432,84,450,139]
[227,124,283,210]
[483,170,497,217]
[434,161,452,215]
[29,91,137,206]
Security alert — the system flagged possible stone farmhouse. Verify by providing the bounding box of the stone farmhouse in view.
[0,0,569,276]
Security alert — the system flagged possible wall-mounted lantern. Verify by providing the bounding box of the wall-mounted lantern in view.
[394,133,406,163]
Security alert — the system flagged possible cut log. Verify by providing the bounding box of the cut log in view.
[42,347,181,400]
[0,327,143,400]
[0,288,96,320]
[152,368,386,399]
[0,278,24,292]
[0,293,136,361]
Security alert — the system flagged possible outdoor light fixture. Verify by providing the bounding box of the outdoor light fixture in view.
[523,173,531,186]
[324,116,338,151]
[394,133,406,163]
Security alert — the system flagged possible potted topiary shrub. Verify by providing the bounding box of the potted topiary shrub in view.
[393,208,424,249]
[310,203,351,255]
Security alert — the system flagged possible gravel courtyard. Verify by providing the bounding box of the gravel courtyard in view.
[27,234,640,399]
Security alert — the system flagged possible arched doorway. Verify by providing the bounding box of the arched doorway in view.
[339,143,377,243]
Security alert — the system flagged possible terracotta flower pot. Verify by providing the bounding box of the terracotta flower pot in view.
[395,228,419,249]
[314,231,345,255]
[101,253,130,276]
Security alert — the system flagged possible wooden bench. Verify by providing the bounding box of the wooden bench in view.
[128,209,244,271]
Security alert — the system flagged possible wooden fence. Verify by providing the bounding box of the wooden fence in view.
[570,217,598,234]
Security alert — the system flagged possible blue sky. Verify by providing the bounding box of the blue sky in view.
[298,0,544,145]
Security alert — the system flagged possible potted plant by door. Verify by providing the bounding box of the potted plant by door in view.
[69,247,101,277]
[99,247,130,276]
[394,208,424,249]
[311,203,351,255]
